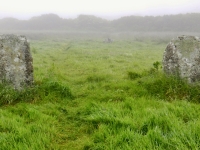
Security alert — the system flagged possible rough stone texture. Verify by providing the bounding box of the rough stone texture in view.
[163,35,200,83]
[0,34,33,89]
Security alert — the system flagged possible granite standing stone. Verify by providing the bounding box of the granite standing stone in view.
[0,34,33,89]
[163,35,200,83]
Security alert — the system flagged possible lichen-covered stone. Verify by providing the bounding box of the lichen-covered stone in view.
[0,34,33,89]
[163,35,200,83]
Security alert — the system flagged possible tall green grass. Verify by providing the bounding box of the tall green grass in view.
[82,98,200,150]
[0,78,73,106]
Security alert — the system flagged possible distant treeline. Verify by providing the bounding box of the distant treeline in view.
[1,13,200,32]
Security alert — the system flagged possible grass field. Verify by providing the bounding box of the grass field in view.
[0,33,200,149]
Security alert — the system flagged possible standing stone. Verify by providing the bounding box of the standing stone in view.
[104,38,113,43]
[0,34,33,89]
[163,35,200,83]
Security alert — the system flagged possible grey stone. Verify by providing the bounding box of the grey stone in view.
[163,35,200,83]
[104,38,113,43]
[0,34,33,89]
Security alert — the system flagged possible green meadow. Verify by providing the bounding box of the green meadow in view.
[0,33,200,149]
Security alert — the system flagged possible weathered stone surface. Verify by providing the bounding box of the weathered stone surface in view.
[0,34,33,89]
[163,35,200,83]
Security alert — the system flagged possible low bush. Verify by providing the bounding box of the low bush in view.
[127,71,142,80]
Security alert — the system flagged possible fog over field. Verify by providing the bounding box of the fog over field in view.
[1,0,200,40]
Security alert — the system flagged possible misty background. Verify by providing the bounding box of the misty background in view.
[0,13,200,41]
[1,13,200,32]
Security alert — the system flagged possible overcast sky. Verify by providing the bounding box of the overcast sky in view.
[1,0,200,20]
